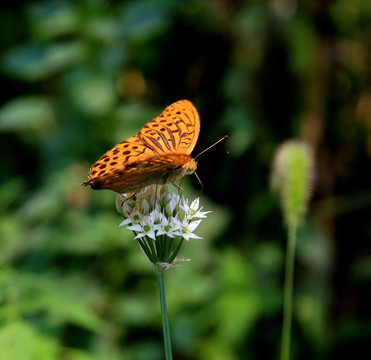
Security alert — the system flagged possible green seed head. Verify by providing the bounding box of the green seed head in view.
[271,141,314,227]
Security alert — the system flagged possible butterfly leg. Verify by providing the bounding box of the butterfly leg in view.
[173,177,184,196]
[123,192,137,204]
[172,181,184,199]
[116,192,137,216]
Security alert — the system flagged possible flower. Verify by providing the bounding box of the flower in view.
[117,185,210,270]
[156,215,182,238]
[181,197,211,221]
[126,211,161,240]
[175,218,203,241]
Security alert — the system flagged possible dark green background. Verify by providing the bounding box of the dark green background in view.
[1,1,370,359]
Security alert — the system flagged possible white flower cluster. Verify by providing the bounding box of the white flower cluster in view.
[117,185,210,242]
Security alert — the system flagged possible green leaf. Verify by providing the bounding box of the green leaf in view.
[1,42,87,81]
[0,96,56,134]
[27,2,79,40]
[120,0,171,41]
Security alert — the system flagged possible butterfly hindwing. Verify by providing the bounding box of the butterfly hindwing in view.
[85,154,193,193]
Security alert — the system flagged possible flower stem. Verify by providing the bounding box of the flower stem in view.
[158,271,173,360]
[168,237,184,263]
[280,221,297,360]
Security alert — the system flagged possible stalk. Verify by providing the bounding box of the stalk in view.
[158,271,173,360]
[280,221,297,360]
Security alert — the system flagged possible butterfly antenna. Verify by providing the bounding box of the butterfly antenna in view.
[194,135,228,159]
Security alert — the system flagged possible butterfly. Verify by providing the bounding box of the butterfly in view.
[82,100,200,194]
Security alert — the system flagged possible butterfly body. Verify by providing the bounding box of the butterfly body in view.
[82,100,200,194]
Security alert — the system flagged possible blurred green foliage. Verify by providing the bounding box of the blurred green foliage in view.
[1,0,371,359]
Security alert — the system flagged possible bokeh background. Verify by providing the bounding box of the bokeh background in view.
[1,1,371,359]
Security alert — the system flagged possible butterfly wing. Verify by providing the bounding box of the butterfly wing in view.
[136,99,200,156]
[85,154,194,193]
[83,100,200,192]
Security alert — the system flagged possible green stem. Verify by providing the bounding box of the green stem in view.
[168,237,184,263]
[137,238,156,263]
[280,221,297,360]
[165,236,174,261]
[158,272,173,360]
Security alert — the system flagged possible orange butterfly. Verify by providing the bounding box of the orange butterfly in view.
[82,100,200,194]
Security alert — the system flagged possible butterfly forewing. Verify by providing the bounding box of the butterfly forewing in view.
[137,100,200,155]
[83,100,200,193]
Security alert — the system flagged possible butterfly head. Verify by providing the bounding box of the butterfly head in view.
[185,158,197,175]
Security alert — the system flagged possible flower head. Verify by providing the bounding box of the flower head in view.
[117,185,210,271]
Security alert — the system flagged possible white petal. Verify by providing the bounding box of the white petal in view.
[173,230,183,237]
[119,219,132,227]
[142,215,154,225]
[169,218,182,231]
[182,233,191,241]
[186,233,203,240]
[166,199,177,215]
[147,230,157,240]
[127,224,142,232]
[193,210,211,219]
[152,224,162,232]
[187,219,201,232]
[160,216,169,226]
[180,199,189,212]
[140,199,150,214]
[151,209,162,222]
[190,198,200,211]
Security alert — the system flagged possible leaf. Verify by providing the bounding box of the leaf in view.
[0,96,56,134]
[120,0,171,41]
[27,1,79,40]
[1,41,87,81]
